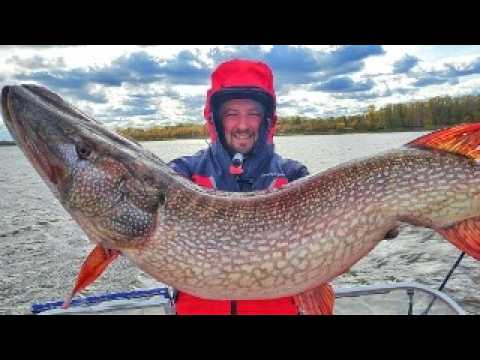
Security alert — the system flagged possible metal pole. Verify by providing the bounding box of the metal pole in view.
[407,288,415,315]
[421,252,465,315]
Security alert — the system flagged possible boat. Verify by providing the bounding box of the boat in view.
[31,282,466,315]
[31,252,469,315]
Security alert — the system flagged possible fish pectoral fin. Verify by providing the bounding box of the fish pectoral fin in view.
[293,283,335,315]
[62,244,121,309]
[437,217,480,260]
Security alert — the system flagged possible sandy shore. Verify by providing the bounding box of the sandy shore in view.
[1,145,479,315]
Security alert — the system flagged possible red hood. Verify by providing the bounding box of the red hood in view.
[204,59,278,144]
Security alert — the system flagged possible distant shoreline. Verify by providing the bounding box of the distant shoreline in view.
[0,129,430,145]
[132,128,430,142]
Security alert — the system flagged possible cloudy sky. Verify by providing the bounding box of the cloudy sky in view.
[2,45,480,140]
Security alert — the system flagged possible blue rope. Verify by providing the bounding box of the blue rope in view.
[31,287,171,314]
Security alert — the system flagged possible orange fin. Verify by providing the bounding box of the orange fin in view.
[293,283,335,315]
[407,123,480,160]
[62,245,120,309]
[437,217,480,260]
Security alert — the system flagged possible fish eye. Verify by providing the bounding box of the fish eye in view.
[76,142,92,159]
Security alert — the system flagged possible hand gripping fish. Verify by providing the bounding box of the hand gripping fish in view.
[3,84,480,314]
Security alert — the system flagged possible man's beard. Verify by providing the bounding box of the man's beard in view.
[228,130,258,154]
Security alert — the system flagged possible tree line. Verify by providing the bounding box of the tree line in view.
[116,94,480,141]
[116,123,207,141]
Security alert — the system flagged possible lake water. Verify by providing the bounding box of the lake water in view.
[1,132,479,314]
[141,132,427,172]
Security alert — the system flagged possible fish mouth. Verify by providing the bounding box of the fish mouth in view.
[2,85,10,111]
[2,85,26,148]
[1,85,68,192]
[2,86,16,141]
[2,85,9,113]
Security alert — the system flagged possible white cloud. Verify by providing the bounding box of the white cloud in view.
[2,45,480,131]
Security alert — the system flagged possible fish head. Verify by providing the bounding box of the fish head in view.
[2,84,170,250]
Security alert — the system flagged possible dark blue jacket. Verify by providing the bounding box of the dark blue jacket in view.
[168,140,309,191]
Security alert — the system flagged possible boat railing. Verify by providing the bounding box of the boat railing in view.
[334,282,466,315]
[32,281,466,315]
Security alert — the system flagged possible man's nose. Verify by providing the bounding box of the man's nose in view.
[236,115,250,129]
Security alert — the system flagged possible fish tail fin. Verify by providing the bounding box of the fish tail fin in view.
[293,283,335,315]
[437,217,480,260]
[407,122,480,160]
[408,123,480,260]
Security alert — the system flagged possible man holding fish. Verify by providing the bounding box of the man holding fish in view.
[6,60,479,316]
[169,59,310,314]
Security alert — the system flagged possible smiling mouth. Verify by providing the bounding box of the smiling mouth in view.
[234,134,253,140]
[232,131,256,140]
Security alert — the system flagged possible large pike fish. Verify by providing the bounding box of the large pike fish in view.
[3,84,480,314]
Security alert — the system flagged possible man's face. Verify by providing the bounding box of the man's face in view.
[220,99,264,154]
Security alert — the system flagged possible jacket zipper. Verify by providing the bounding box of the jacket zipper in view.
[230,300,237,315]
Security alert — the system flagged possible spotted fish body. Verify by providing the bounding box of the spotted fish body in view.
[2,84,480,313]
[122,148,480,299]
